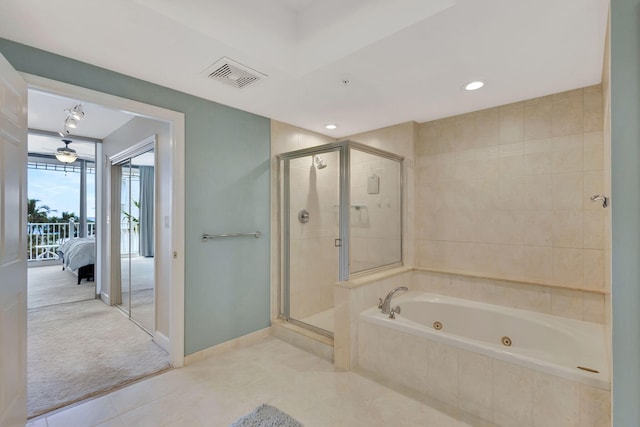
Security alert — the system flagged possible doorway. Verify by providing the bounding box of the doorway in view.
[20,75,184,418]
[22,73,185,369]
[0,53,185,425]
[24,91,174,417]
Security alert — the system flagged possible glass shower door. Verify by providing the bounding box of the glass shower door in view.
[284,149,341,335]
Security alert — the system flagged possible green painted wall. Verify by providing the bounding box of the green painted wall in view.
[0,39,271,355]
[611,1,640,425]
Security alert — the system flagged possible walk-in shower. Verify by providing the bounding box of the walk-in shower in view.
[277,140,403,337]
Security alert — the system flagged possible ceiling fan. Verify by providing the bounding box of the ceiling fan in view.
[56,139,78,163]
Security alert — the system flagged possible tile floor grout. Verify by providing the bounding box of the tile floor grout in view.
[28,335,488,427]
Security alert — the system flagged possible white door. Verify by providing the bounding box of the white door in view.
[0,54,28,426]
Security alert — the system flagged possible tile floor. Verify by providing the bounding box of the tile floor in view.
[27,336,491,427]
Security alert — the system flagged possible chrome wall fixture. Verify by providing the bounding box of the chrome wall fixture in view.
[313,155,327,169]
[201,231,262,242]
[590,194,609,208]
[298,208,310,223]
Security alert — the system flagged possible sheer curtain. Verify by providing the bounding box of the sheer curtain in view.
[139,166,154,257]
[110,164,123,304]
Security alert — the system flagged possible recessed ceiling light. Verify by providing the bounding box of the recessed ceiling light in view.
[464,81,485,91]
[325,124,338,130]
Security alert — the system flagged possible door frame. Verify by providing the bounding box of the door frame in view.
[23,72,185,367]
[0,52,28,427]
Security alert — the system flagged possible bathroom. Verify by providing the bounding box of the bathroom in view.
[271,80,611,426]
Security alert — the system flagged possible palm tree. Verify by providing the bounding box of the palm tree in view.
[27,198,56,223]
[27,199,57,258]
[122,200,140,233]
[49,211,79,223]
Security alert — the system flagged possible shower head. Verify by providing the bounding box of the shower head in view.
[314,155,327,169]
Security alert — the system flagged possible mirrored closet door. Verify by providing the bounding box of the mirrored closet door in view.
[112,141,155,334]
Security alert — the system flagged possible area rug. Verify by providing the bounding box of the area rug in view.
[28,299,170,417]
[230,404,303,427]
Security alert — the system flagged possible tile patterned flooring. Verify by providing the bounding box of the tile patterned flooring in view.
[27,336,489,427]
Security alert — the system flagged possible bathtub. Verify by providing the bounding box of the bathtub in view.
[360,291,610,390]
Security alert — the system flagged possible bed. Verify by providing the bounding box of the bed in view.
[57,237,95,284]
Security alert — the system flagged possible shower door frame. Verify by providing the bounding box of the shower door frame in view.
[277,140,404,337]
[278,144,347,338]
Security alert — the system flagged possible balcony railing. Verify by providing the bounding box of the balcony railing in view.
[27,222,96,261]
[120,219,139,256]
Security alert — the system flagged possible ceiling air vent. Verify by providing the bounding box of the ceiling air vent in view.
[203,57,267,89]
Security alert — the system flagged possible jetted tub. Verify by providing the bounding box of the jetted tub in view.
[360,291,610,389]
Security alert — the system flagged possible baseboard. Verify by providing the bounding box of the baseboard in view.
[154,331,170,354]
[100,292,111,305]
[270,320,334,363]
[184,327,271,365]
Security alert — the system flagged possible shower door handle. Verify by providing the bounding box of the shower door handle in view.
[334,238,342,247]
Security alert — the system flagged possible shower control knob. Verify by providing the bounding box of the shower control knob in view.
[298,209,310,224]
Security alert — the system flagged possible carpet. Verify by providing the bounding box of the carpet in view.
[130,288,155,332]
[230,404,303,427]
[28,299,170,417]
[28,265,95,309]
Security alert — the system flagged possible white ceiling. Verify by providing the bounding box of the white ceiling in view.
[27,90,136,160]
[29,90,135,139]
[0,0,609,138]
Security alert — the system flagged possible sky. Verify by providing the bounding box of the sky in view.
[28,167,96,220]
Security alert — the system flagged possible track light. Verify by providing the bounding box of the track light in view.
[65,117,78,129]
[61,103,85,136]
[67,104,85,120]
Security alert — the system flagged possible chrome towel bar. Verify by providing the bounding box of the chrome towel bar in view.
[202,231,262,242]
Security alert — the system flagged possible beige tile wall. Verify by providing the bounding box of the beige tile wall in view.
[413,269,606,323]
[349,149,402,273]
[416,86,605,291]
[346,122,417,267]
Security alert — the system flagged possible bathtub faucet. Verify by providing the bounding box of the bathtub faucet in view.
[378,286,408,314]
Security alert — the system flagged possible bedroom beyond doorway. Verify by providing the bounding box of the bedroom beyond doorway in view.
[25,89,171,418]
